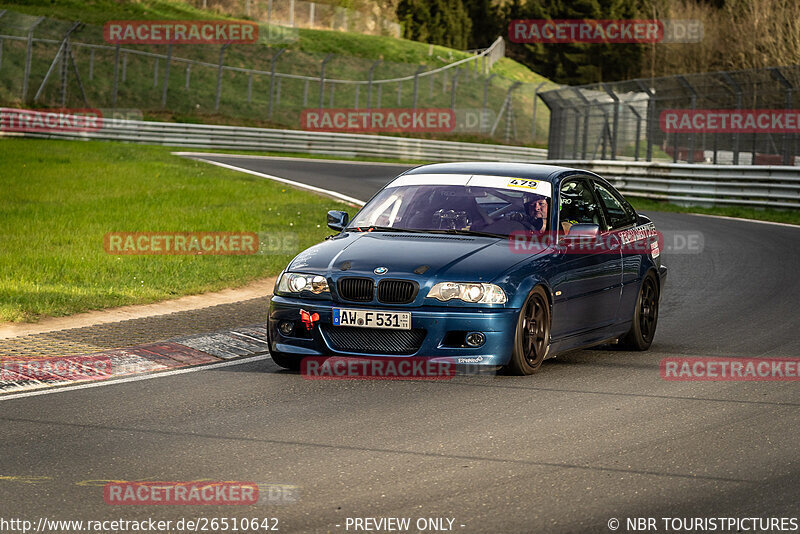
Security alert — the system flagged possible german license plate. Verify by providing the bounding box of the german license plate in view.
[332,308,411,330]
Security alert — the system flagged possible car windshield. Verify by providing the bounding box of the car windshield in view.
[348,184,552,237]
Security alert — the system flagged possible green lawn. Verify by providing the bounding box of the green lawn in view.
[0,138,351,322]
[629,197,800,226]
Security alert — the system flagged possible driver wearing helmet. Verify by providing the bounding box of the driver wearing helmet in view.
[522,192,548,233]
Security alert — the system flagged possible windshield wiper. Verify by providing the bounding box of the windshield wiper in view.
[348,226,505,238]
[436,229,507,239]
[349,225,429,233]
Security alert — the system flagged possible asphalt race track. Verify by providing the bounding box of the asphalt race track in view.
[2,156,799,534]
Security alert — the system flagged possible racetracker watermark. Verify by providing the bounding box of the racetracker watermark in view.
[509,19,702,43]
[0,355,111,381]
[0,108,102,133]
[104,482,259,505]
[104,21,258,44]
[661,357,800,381]
[300,108,455,133]
[661,109,800,133]
[104,232,259,255]
[301,357,456,380]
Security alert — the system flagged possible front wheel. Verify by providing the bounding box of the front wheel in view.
[506,287,551,376]
[620,272,659,351]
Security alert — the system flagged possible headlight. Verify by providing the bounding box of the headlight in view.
[426,282,507,304]
[277,272,330,295]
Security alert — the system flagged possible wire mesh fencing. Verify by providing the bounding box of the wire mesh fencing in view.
[0,10,558,147]
[540,66,800,165]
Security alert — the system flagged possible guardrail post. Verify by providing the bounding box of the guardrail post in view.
[412,65,425,110]
[153,58,159,88]
[318,53,333,110]
[185,62,191,89]
[112,44,120,108]
[635,81,656,162]
[161,43,172,108]
[628,104,643,161]
[602,83,620,160]
[22,16,45,103]
[571,88,591,159]
[268,48,285,119]
[34,21,80,105]
[367,59,381,110]
[770,67,794,166]
[677,76,697,163]
[354,85,360,109]
[504,82,521,143]
[396,82,402,106]
[720,72,742,165]
[59,40,69,106]
[450,69,461,110]
[215,43,231,112]
[482,73,496,135]
[530,81,546,142]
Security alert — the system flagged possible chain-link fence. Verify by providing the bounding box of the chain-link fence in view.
[541,66,800,165]
[0,10,558,146]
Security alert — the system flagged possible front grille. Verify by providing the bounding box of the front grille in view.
[321,325,426,355]
[377,279,418,304]
[337,277,374,302]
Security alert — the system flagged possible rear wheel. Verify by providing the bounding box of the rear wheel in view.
[620,272,659,351]
[506,287,551,376]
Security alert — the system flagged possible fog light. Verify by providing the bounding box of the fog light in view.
[465,332,485,347]
[279,321,295,336]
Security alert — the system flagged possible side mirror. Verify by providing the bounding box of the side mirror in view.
[326,210,349,232]
[559,223,600,246]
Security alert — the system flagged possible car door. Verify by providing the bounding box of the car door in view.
[591,179,641,323]
[549,178,624,339]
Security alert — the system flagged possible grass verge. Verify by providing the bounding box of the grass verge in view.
[0,137,351,322]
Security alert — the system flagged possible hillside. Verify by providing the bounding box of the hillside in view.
[0,0,555,146]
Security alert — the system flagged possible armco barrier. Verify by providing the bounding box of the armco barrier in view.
[0,115,548,162]
[549,160,800,209]
[2,115,798,209]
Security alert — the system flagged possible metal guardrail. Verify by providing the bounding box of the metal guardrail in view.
[2,116,549,162]
[548,160,800,209]
[3,116,798,209]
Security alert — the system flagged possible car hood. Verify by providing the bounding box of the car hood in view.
[287,232,545,282]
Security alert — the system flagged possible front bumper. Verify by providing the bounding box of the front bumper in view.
[268,295,519,366]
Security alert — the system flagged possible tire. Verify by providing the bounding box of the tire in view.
[506,287,551,376]
[620,272,659,351]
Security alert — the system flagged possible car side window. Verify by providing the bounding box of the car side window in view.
[558,180,602,234]
[593,182,636,230]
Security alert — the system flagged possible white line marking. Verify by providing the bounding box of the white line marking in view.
[183,156,367,206]
[687,212,800,229]
[0,355,271,402]
[172,151,417,168]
